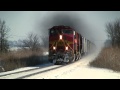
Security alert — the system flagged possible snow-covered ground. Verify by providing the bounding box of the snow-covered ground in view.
[0,49,120,79]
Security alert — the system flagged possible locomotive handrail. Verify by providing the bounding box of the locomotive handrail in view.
[49,41,56,49]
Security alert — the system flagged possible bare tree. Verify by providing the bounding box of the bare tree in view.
[106,19,120,47]
[22,33,41,51]
[0,19,9,53]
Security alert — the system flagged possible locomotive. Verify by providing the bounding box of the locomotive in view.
[48,25,94,65]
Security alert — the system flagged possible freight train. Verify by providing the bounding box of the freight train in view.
[48,25,95,65]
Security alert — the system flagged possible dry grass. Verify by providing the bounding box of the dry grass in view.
[0,49,49,72]
[90,47,120,72]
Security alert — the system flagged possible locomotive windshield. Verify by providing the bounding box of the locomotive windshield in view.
[50,29,73,35]
[50,29,56,35]
[63,30,73,34]
[50,29,62,35]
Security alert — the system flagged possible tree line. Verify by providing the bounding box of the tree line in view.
[106,19,120,47]
[0,19,48,53]
[0,19,9,53]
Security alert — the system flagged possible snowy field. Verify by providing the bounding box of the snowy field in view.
[0,49,120,79]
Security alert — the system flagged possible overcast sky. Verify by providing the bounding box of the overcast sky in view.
[0,11,120,47]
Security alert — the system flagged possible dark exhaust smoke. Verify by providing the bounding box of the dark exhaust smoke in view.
[37,11,95,45]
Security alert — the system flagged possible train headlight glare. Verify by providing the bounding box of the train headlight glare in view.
[65,46,68,50]
[60,35,62,40]
[53,46,56,50]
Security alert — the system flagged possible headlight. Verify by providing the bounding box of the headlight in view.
[65,46,68,50]
[59,35,62,40]
[53,46,56,50]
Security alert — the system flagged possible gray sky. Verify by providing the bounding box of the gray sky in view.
[0,11,120,47]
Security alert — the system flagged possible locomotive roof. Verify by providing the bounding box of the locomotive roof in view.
[49,25,74,30]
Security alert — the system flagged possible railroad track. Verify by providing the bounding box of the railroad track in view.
[18,60,82,79]
[0,57,83,79]
[0,63,66,79]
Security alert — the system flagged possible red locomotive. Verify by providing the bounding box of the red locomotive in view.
[48,25,94,65]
